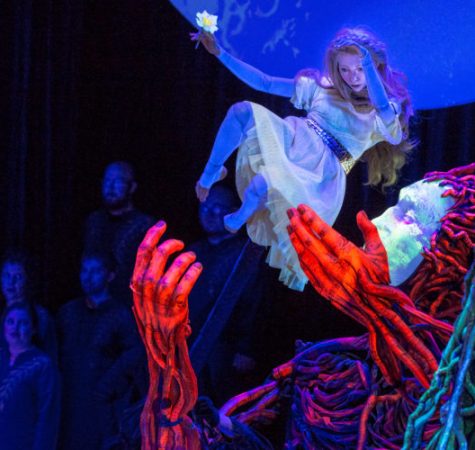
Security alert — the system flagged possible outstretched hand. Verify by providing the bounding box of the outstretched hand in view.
[287,204,389,301]
[190,31,221,56]
[130,221,203,449]
[287,205,442,389]
[131,221,203,343]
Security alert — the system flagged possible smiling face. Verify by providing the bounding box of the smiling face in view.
[336,51,367,93]
[372,180,455,286]
[4,307,35,351]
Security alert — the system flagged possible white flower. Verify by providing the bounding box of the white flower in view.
[196,10,218,34]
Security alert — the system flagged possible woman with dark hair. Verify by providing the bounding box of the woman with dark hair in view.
[0,251,57,359]
[0,302,60,449]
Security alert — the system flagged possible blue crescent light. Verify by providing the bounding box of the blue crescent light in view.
[170,0,475,110]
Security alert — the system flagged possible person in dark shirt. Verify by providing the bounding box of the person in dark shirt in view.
[57,251,146,450]
[0,301,60,450]
[0,251,57,360]
[84,161,155,303]
[188,185,266,405]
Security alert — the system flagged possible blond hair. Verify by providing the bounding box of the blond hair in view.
[323,28,416,188]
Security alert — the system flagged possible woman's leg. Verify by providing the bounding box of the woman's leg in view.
[197,102,254,198]
[224,174,268,233]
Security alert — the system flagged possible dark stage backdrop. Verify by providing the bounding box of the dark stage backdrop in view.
[1,1,474,359]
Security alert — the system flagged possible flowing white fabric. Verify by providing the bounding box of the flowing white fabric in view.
[235,75,402,291]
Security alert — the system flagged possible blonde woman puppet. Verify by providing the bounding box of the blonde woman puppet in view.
[192,28,414,291]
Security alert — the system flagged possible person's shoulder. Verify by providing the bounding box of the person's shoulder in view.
[58,298,85,316]
[222,234,248,249]
[104,297,131,314]
[30,347,52,362]
[103,299,135,325]
[187,238,209,254]
[22,348,55,372]
[295,68,320,81]
[129,209,156,226]
[292,69,333,110]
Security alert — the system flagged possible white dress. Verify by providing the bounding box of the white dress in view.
[235,75,403,291]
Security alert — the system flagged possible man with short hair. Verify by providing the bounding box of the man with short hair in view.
[188,184,267,405]
[84,161,155,303]
[57,252,146,450]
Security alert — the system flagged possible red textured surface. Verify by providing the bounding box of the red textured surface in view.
[131,222,202,450]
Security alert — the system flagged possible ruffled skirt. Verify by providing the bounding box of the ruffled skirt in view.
[236,102,346,291]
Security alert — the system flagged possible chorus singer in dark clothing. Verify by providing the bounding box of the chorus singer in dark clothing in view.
[0,302,60,450]
[84,161,155,303]
[57,252,146,450]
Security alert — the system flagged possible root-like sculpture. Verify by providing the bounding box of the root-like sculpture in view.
[130,221,202,450]
[403,263,475,450]
[133,163,475,449]
[219,163,475,449]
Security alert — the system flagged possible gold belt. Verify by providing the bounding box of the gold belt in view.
[306,119,356,174]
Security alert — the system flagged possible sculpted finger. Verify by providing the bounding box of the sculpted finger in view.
[356,211,387,257]
[288,223,330,285]
[298,254,332,296]
[131,221,166,289]
[143,239,185,316]
[288,224,334,288]
[288,217,329,286]
[288,209,334,264]
[156,251,197,300]
[131,305,146,340]
[131,299,146,331]
[287,223,306,256]
[297,204,351,255]
[288,223,339,285]
[172,262,203,303]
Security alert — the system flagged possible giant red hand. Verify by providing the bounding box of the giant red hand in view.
[131,221,202,346]
[287,205,443,389]
[130,221,202,450]
[288,204,390,296]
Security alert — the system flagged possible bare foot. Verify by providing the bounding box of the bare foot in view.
[195,167,228,202]
[195,182,210,202]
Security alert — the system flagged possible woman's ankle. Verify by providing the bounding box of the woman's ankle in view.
[199,164,227,189]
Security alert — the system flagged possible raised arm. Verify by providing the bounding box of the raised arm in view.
[192,32,294,97]
[218,50,294,97]
[336,39,399,124]
[359,47,397,125]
